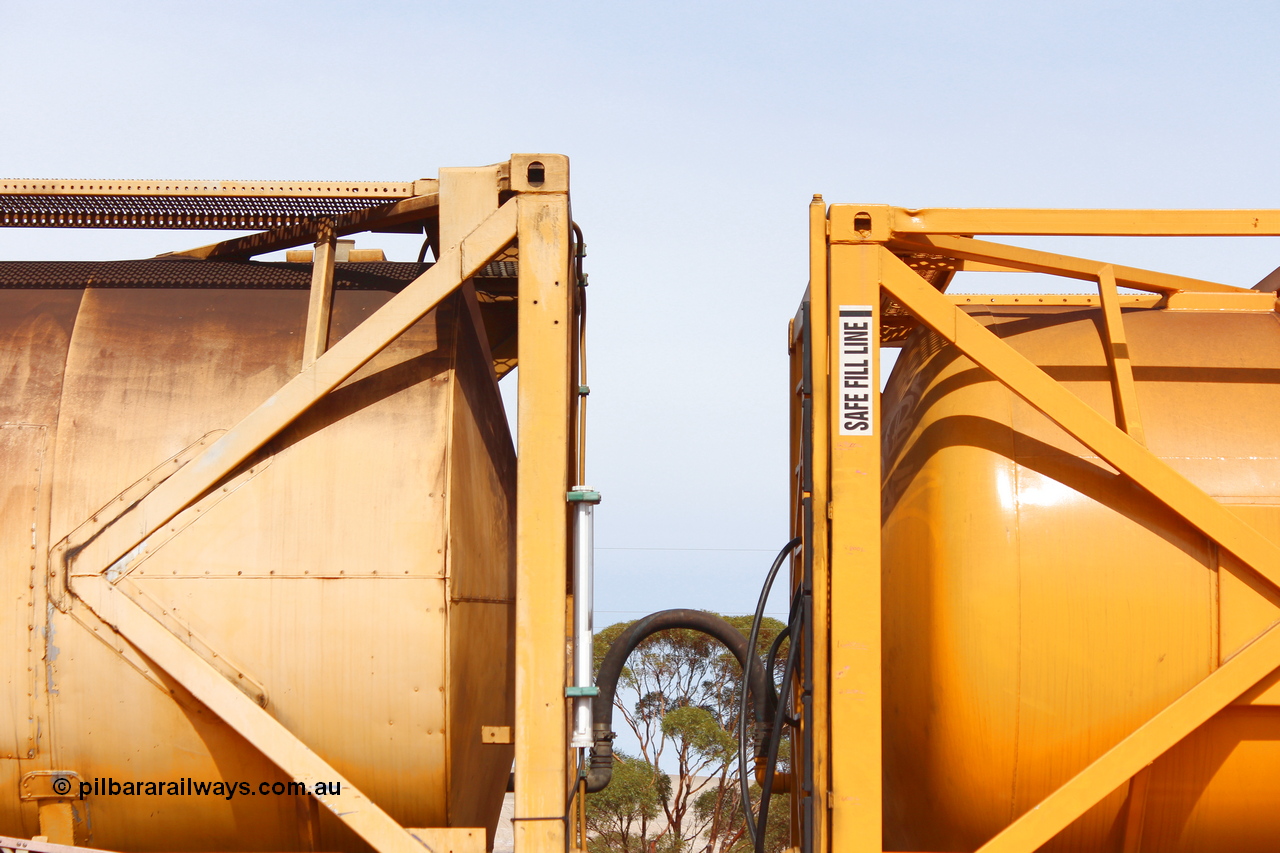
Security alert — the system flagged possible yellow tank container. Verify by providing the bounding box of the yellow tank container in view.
[0,263,515,850]
[881,299,1280,852]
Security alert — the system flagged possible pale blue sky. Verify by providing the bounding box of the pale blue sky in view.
[3,1,1279,621]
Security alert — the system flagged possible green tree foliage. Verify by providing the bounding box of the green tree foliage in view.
[694,786,790,853]
[588,614,792,853]
[586,753,672,853]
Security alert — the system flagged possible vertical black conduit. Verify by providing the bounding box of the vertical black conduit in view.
[800,299,816,853]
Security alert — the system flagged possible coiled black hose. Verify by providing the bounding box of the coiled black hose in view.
[739,538,803,846]
[756,584,803,853]
[583,609,776,793]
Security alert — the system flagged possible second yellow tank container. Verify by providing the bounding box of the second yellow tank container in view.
[882,300,1280,852]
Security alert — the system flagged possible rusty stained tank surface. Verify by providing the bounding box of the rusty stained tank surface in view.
[880,301,1280,852]
[0,263,516,851]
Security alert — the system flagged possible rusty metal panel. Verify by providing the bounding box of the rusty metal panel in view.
[0,425,42,761]
[0,278,514,849]
[48,288,306,546]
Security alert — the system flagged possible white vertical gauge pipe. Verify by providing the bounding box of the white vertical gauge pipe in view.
[567,486,602,748]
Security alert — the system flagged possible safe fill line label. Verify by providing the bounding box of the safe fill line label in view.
[838,306,873,435]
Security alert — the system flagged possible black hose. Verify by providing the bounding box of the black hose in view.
[764,626,789,707]
[768,592,804,728]
[757,589,803,853]
[584,609,775,793]
[739,538,802,843]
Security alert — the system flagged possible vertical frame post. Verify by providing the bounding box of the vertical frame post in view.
[302,219,336,369]
[802,194,832,853]
[826,208,883,853]
[512,156,574,853]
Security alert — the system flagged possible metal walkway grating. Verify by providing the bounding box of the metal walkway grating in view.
[0,195,394,230]
[0,260,517,290]
[0,179,425,230]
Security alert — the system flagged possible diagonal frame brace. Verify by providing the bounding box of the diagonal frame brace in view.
[887,232,1247,294]
[1095,264,1146,444]
[68,199,518,583]
[972,619,1280,853]
[71,576,430,853]
[878,247,1280,850]
[57,196,520,853]
[880,249,1280,593]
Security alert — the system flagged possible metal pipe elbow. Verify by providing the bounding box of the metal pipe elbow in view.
[583,726,615,793]
[754,757,792,794]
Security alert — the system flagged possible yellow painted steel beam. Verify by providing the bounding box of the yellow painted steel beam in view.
[161,191,441,260]
[1095,265,1146,443]
[805,195,832,853]
[880,249,1280,594]
[67,201,519,580]
[885,233,1244,294]
[878,205,1280,236]
[975,621,1280,853]
[949,293,1161,307]
[301,222,336,369]
[512,183,573,853]
[70,575,429,853]
[826,244,882,853]
[439,166,502,252]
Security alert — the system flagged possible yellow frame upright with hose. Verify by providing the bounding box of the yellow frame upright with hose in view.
[794,202,1280,853]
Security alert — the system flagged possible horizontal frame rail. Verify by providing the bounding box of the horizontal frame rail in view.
[163,192,441,260]
[883,206,1280,236]
[887,233,1245,294]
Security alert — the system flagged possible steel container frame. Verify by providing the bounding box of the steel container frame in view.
[0,157,582,853]
[791,203,1280,853]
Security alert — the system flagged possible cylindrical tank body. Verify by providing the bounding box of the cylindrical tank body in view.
[882,299,1280,852]
[0,262,515,850]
